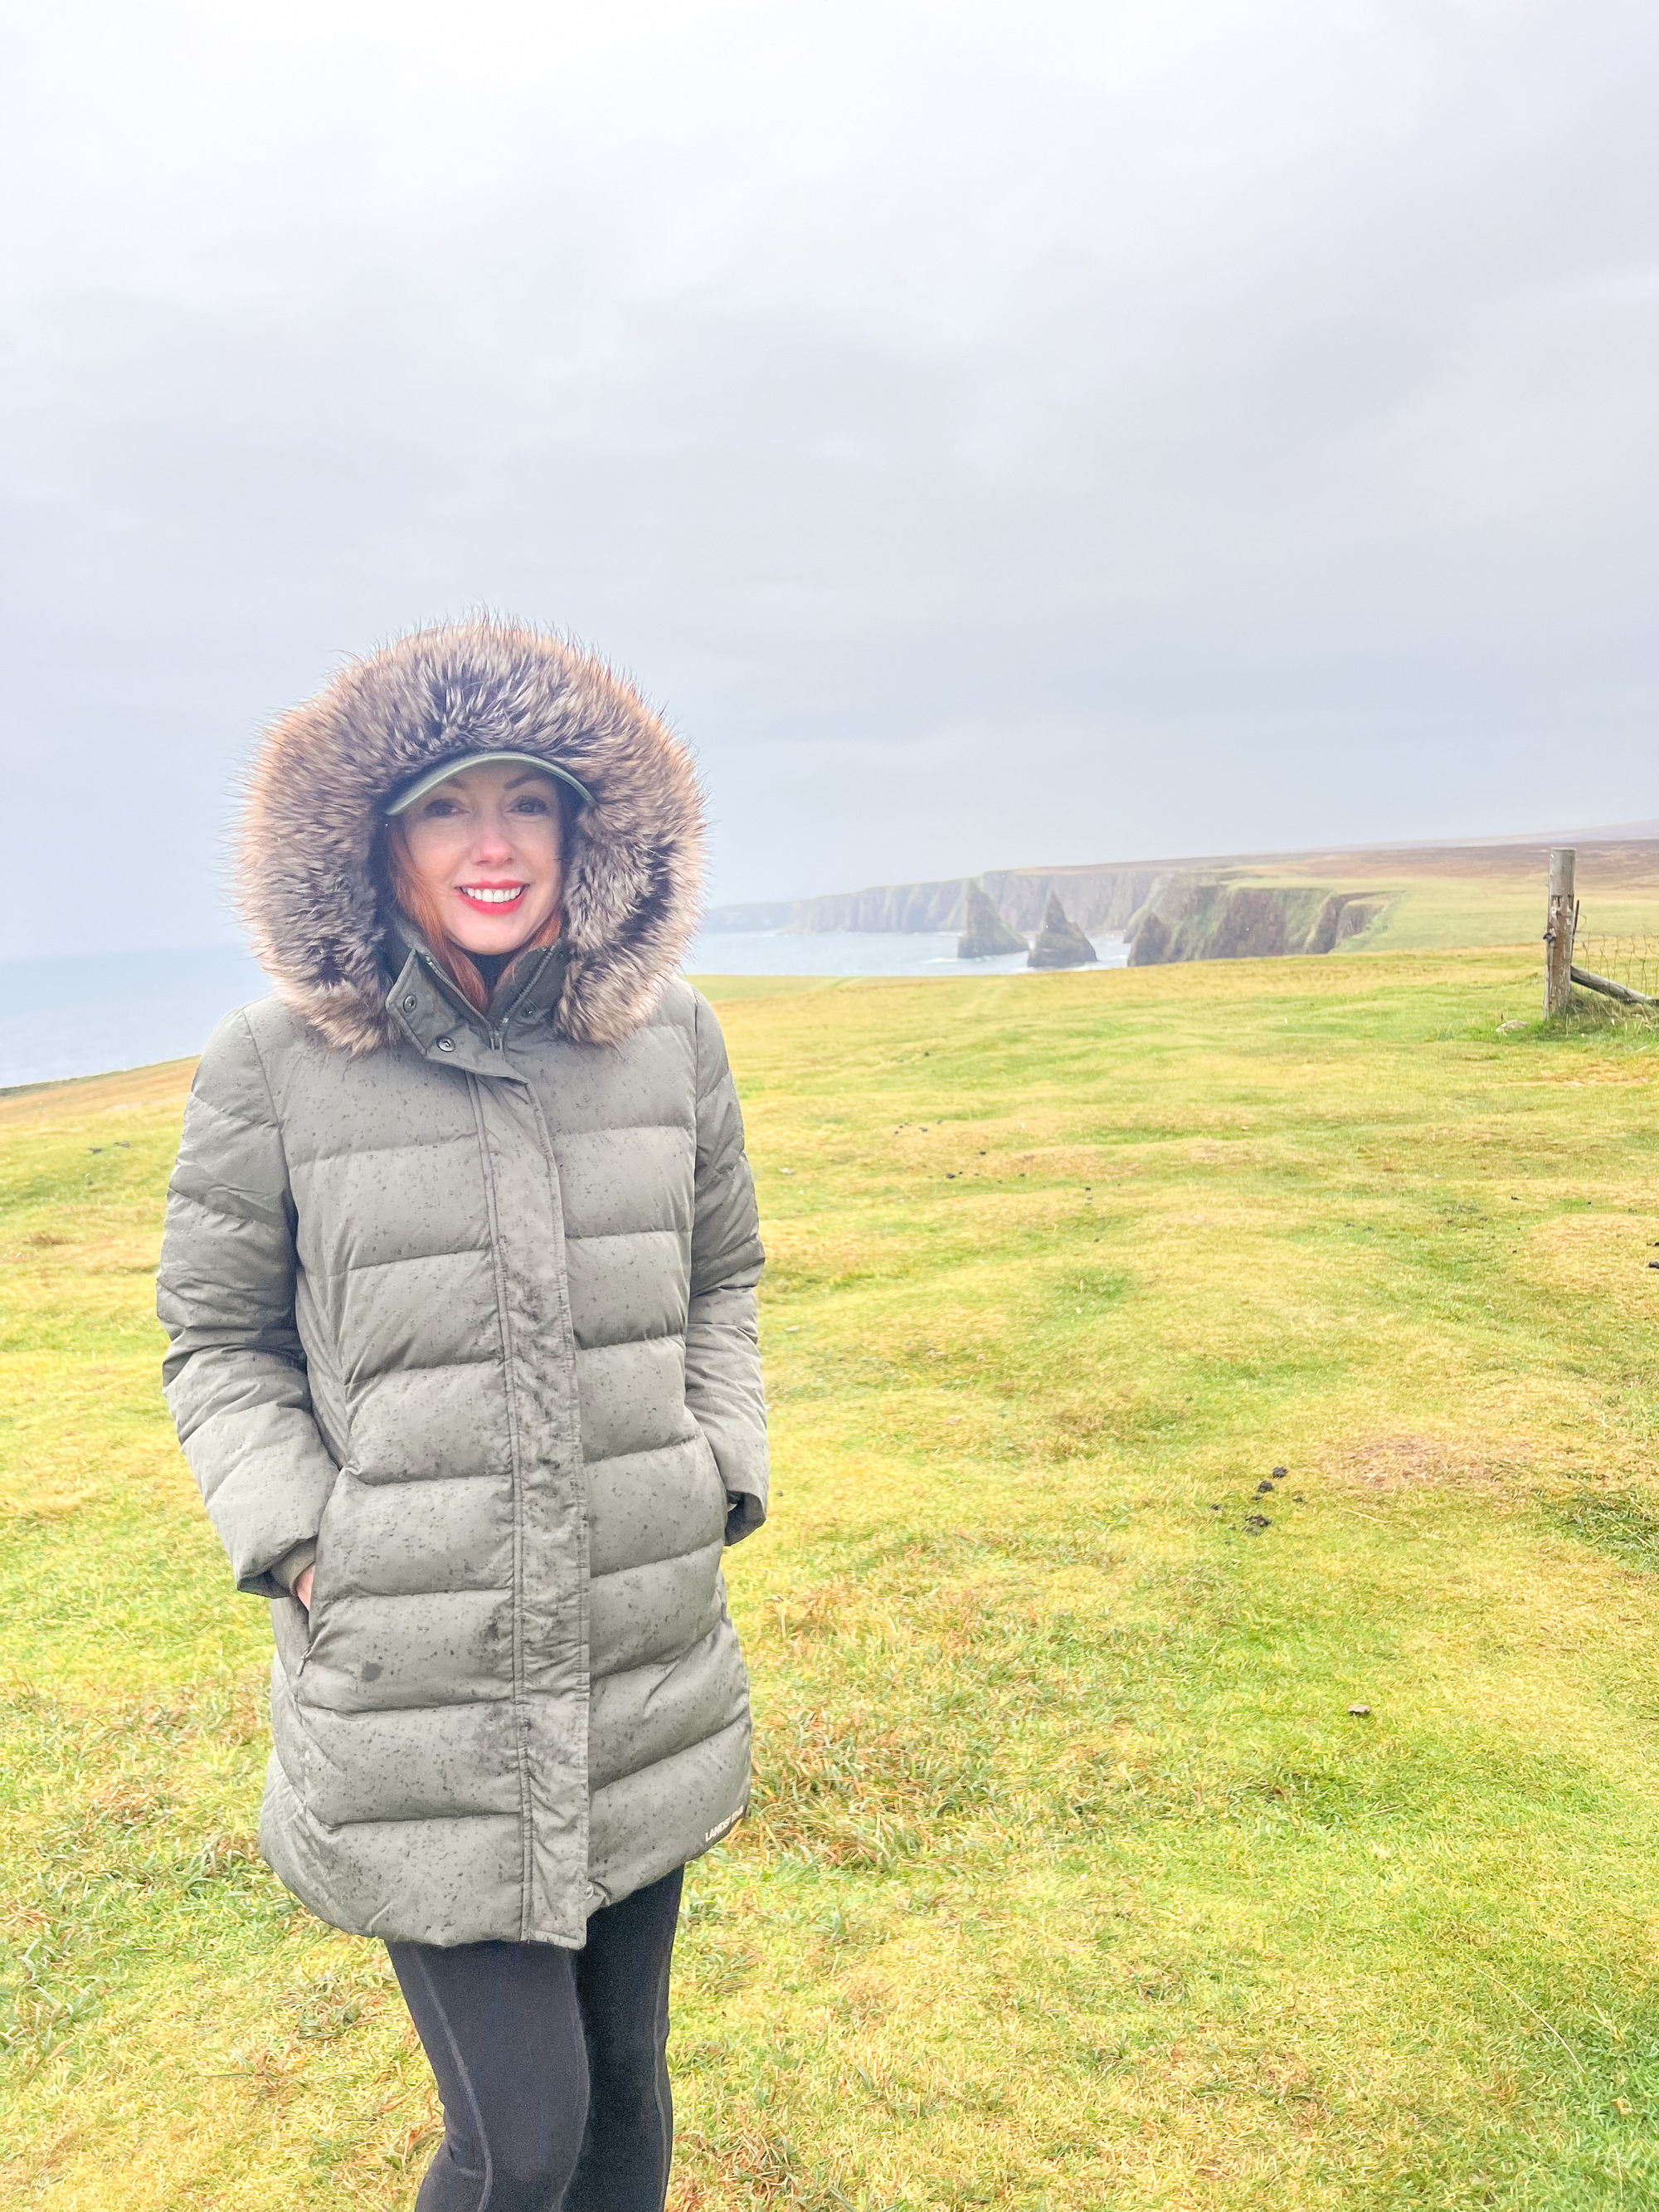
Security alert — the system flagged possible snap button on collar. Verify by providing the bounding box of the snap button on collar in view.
[403,995,417,1011]
[436,1036,455,1053]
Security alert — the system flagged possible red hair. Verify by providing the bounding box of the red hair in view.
[383,816,564,1014]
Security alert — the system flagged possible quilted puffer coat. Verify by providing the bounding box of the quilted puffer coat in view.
[157,620,766,1948]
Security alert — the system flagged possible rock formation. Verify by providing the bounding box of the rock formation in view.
[1027,894,1097,970]
[700,863,1386,962]
[1126,876,1388,966]
[778,863,1163,936]
[957,882,1028,959]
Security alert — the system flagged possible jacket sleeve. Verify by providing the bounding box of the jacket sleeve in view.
[687,992,768,1544]
[156,1010,340,1598]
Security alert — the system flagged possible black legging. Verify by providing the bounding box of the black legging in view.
[387,1866,684,2212]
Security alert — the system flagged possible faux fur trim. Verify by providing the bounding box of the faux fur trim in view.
[238,619,704,1053]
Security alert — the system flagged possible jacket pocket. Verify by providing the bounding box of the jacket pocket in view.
[301,1469,353,1659]
[299,1551,330,1665]
[271,1591,310,1679]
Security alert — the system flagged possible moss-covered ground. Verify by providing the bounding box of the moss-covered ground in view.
[3,951,1659,2208]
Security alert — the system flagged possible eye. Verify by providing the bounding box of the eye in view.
[419,795,462,818]
[510,795,552,815]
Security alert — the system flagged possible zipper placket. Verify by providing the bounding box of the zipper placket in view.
[519,1078,591,1928]
[466,1074,534,1938]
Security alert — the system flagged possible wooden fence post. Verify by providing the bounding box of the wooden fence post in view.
[1545,847,1577,1016]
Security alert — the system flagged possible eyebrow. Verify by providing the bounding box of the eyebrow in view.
[504,771,556,792]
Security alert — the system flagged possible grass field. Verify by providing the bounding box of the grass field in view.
[1218,840,1659,958]
[5,950,1659,2209]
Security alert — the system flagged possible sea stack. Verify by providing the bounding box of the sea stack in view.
[957,880,1028,959]
[1027,893,1097,970]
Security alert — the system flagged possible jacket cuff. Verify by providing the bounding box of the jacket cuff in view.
[724,1492,766,1546]
[270,1539,318,1596]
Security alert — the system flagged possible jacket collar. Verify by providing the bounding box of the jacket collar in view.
[386,938,575,1079]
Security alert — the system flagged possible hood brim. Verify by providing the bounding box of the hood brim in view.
[238,617,703,1054]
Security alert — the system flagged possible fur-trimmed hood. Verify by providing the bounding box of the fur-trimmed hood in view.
[239,619,703,1054]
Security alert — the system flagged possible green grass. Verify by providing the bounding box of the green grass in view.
[1214,851,1659,957]
[7,952,1659,2207]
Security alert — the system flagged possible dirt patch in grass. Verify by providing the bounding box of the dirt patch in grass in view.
[1331,1434,1497,1491]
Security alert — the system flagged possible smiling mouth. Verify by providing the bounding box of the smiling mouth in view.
[456,884,528,909]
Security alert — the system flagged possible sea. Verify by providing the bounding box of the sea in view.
[0,931,1129,1090]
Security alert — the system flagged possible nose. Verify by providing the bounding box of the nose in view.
[468,811,516,865]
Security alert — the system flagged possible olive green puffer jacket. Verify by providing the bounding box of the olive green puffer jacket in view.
[156,621,766,1948]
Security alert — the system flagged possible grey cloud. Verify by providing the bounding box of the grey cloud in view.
[2,0,1657,957]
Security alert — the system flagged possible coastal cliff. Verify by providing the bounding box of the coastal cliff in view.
[708,869,1389,962]
[784,863,1164,936]
[786,879,970,932]
[701,826,1659,969]
[1128,878,1386,965]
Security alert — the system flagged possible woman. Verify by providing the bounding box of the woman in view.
[158,617,767,2211]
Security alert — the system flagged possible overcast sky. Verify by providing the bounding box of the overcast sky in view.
[4,0,1657,957]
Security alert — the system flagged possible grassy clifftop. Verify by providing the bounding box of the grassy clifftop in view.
[4,953,1659,2207]
[1126,840,1659,967]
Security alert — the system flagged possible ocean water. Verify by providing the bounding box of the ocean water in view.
[0,932,1128,1089]
[0,948,275,1089]
[684,928,1129,977]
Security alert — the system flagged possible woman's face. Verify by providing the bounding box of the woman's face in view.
[397,763,565,954]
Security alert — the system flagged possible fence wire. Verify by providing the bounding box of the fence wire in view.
[1575,932,1659,1001]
